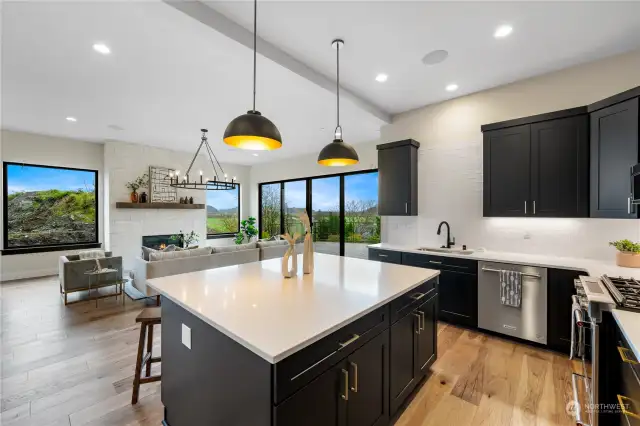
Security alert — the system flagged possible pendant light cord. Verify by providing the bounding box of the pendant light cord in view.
[252,0,257,112]
[335,41,342,140]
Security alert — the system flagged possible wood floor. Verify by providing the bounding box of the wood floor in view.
[1,276,578,426]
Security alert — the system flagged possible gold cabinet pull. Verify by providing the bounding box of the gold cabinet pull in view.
[618,346,639,365]
[413,313,421,334]
[338,334,360,349]
[350,362,358,393]
[618,394,640,420]
[341,369,349,401]
[418,311,426,331]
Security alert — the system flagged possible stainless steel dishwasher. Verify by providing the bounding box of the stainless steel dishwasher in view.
[477,261,548,344]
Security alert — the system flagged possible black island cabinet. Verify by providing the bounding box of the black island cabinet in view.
[160,277,439,426]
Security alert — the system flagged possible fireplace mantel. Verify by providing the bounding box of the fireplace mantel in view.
[115,202,204,210]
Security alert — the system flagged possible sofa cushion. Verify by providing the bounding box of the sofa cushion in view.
[213,242,257,253]
[256,240,288,248]
[142,245,178,261]
[78,249,105,260]
[149,250,192,262]
[188,247,212,257]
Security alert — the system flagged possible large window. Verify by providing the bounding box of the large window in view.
[206,184,240,238]
[3,162,98,252]
[258,170,380,259]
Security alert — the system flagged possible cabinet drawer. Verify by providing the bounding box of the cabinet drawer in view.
[402,252,477,274]
[389,277,437,324]
[273,304,389,405]
[369,248,402,264]
[618,335,640,425]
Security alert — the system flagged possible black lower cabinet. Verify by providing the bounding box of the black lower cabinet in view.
[275,362,347,426]
[547,268,581,354]
[438,270,477,328]
[389,310,419,417]
[346,330,389,426]
[416,293,438,376]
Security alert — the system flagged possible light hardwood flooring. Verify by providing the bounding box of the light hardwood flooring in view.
[1,276,578,426]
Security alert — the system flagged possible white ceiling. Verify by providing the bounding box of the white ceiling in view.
[3,1,640,165]
[208,1,640,114]
[1,2,383,165]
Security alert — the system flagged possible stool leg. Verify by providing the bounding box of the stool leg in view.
[145,324,154,377]
[132,323,146,404]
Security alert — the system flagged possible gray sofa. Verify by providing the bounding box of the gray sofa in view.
[59,251,123,302]
[133,247,260,296]
[258,240,304,260]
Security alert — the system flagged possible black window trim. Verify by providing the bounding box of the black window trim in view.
[206,183,241,240]
[2,161,100,256]
[258,169,378,256]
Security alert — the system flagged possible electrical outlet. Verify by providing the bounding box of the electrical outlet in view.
[181,324,191,349]
[524,232,531,240]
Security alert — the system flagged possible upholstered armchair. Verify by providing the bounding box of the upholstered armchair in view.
[59,252,123,304]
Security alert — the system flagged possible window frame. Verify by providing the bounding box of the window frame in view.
[258,169,379,256]
[2,161,100,256]
[206,183,241,240]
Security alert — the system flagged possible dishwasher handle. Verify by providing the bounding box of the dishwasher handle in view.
[481,267,541,279]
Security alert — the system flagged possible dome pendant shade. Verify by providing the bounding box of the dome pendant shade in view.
[223,110,282,150]
[317,139,359,166]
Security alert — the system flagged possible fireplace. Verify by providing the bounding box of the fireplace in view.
[142,234,183,250]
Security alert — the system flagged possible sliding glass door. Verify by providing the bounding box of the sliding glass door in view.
[258,170,379,259]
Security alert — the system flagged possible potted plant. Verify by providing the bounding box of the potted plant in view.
[235,217,258,245]
[125,173,148,203]
[609,239,640,268]
[171,230,199,248]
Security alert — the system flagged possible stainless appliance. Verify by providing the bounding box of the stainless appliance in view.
[477,261,547,344]
[570,275,616,426]
[601,274,640,311]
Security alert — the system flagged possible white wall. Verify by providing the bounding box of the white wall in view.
[0,130,105,281]
[379,49,640,262]
[104,140,250,271]
[248,140,379,218]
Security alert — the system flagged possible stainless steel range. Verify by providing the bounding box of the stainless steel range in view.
[601,275,640,311]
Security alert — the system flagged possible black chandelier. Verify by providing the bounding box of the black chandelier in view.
[169,129,237,191]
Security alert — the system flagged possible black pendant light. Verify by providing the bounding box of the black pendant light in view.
[223,0,282,150]
[318,39,359,167]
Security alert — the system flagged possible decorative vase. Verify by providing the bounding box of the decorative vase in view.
[189,196,194,204]
[616,251,640,268]
[299,211,314,274]
[140,192,148,203]
[281,232,300,278]
[179,197,185,204]
[130,191,138,203]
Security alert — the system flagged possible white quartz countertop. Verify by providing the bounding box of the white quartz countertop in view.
[147,253,439,364]
[369,243,640,279]
[370,243,640,359]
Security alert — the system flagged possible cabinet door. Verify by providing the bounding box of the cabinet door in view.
[416,292,438,376]
[591,97,639,218]
[531,115,589,217]
[378,147,411,216]
[274,362,347,426]
[438,270,477,328]
[483,125,531,217]
[346,330,389,426]
[547,268,581,355]
[389,311,419,417]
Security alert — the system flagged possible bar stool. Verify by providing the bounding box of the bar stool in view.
[132,307,162,404]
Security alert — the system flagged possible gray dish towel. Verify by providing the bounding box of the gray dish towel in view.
[500,270,522,308]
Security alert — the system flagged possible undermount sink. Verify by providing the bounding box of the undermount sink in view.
[417,247,475,255]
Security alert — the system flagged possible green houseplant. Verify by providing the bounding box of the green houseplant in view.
[171,230,199,248]
[235,217,258,245]
[125,173,148,203]
[609,239,640,268]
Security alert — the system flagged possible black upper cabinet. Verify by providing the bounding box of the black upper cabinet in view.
[483,125,531,217]
[482,108,589,218]
[377,140,420,216]
[531,115,589,217]
[590,97,640,218]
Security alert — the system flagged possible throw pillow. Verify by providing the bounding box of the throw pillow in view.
[256,240,287,248]
[149,250,192,262]
[187,247,212,257]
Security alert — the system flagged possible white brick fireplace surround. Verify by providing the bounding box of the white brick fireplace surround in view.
[104,140,250,271]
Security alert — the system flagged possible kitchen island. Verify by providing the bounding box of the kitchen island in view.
[148,253,440,426]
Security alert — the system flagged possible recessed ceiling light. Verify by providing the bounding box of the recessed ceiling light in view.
[494,25,513,39]
[92,43,111,55]
[66,116,77,122]
[252,153,259,157]
[446,83,459,92]
[422,49,449,66]
[375,73,388,83]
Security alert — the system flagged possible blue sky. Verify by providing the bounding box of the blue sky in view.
[7,164,95,194]
[283,172,378,211]
[206,187,238,210]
